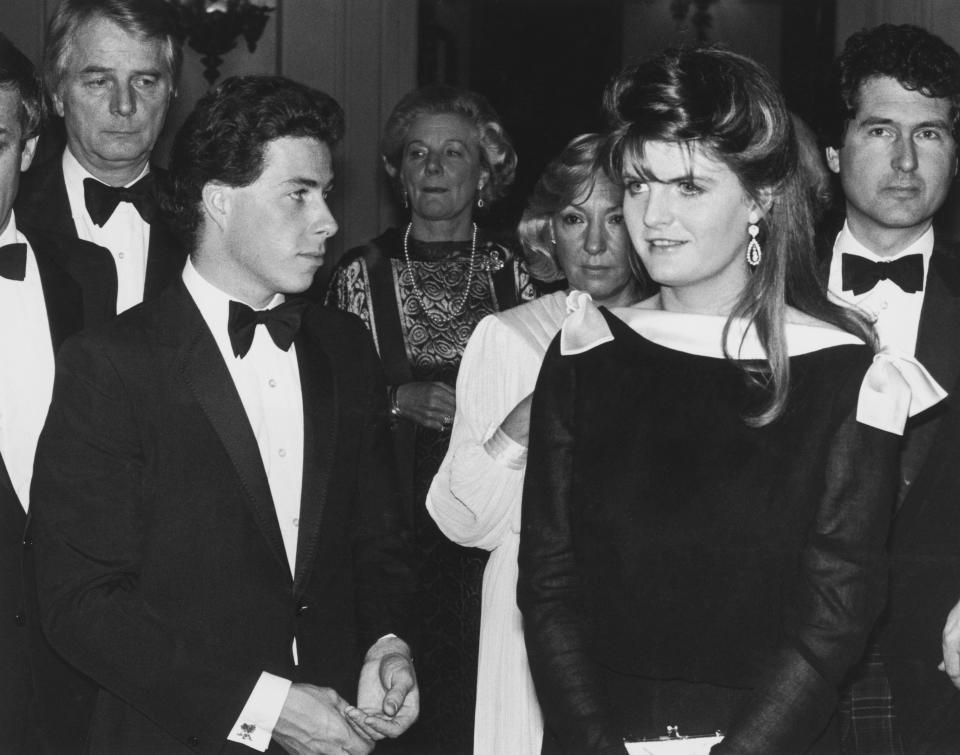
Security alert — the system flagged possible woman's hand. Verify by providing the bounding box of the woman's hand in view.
[396,382,456,430]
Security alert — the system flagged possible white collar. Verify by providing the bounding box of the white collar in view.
[182,257,285,345]
[62,147,150,189]
[558,291,946,436]
[835,221,934,263]
[559,290,864,359]
[0,210,21,246]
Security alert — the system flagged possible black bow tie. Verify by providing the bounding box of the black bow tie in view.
[0,243,27,281]
[841,252,924,296]
[227,298,309,358]
[83,174,157,227]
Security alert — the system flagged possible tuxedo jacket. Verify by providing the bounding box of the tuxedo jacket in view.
[878,240,960,750]
[28,282,416,754]
[824,234,960,750]
[0,224,115,754]
[15,154,186,307]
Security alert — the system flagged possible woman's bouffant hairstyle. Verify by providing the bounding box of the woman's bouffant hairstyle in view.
[43,0,183,96]
[518,133,636,283]
[605,46,873,426]
[825,24,960,148]
[0,33,45,141]
[380,85,517,207]
[162,75,344,252]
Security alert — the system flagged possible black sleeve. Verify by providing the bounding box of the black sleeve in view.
[716,371,897,753]
[350,329,417,650]
[517,340,628,755]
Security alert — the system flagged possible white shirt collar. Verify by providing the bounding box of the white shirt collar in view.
[182,257,286,358]
[835,220,934,263]
[62,147,150,190]
[0,210,21,246]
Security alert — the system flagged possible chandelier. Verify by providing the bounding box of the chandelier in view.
[670,0,722,44]
[167,0,276,85]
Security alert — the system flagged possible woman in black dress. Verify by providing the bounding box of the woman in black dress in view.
[517,47,944,754]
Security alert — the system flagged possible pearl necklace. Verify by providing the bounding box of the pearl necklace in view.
[402,222,478,326]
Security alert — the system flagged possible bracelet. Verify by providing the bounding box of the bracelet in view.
[389,385,401,417]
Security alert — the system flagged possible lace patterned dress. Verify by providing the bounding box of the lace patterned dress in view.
[326,226,535,754]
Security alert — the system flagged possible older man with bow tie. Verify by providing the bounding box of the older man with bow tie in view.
[15,0,186,314]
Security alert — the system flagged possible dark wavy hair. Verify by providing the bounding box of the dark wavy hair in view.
[44,0,183,96]
[605,46,874,426]
[518,133,642,285]
[380,85,517,207]
[824,24,960,147]
[0,32,44,140]
[162,75,344,252]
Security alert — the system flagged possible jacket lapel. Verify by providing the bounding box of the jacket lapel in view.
[18,158,77,239]
[143,215,186,300]
[915,244,960,389]
[167,284,290,578]
[292,325,336,593]
[897,242,960,513]
[28,232,85,351]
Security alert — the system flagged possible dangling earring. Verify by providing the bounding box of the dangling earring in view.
[402,191,409,209]
[477,196,485,209]
[746,221,762,267]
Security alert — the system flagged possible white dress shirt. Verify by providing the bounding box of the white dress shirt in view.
[181,259,304,751]
[62,148,150,314]
[827,222,933,356]
[0,212,55,511]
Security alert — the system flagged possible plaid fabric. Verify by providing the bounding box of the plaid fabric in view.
[839,643,904,755]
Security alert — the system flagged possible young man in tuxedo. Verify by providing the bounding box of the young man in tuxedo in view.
[0,32,114,754]
[29,75,418,754]
[16,0,186,313]
[822,23,960,753]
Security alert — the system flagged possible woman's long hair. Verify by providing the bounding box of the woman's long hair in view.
[605,47,873,426]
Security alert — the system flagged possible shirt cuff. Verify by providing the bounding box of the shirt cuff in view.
[483,427,527,470]
[227,672,292,751]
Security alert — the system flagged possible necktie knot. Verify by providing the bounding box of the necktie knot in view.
[83,174,157,227]
[227,298,309,358]
[841,252,924,296]
[0,243,27,281]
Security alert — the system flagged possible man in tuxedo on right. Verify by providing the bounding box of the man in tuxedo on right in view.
[822,23,960,753]
[16,0,185,313]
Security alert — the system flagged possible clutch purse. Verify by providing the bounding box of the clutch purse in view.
[625,726,723,755]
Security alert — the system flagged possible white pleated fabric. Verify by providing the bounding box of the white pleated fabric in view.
[426,290,569,755]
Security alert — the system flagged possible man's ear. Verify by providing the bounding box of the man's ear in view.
[825,146,841,175]
[201,182,231,233]
[51,88,65,119]
[381,155,398,179]
[20,136,38,173]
